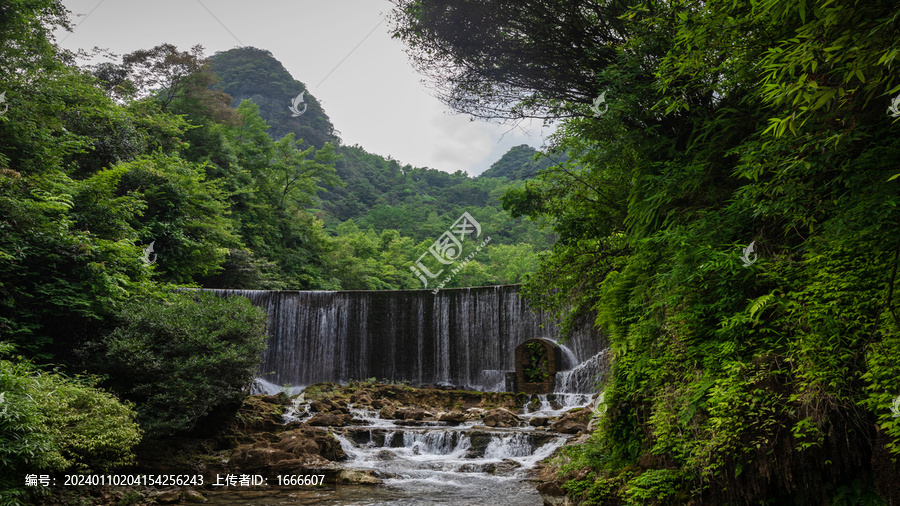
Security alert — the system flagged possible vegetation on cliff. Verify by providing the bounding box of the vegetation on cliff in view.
[390,0,900,502]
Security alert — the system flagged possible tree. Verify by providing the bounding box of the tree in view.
[96,291,267,436]
[119,43,207,111]
[272,135,340,207]
[388,0,633,121]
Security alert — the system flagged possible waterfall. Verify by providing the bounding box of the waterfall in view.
[554,350,609,393]
[206,285,603,390]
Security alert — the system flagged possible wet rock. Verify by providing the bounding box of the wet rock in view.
[371,398,387,409]
[275,432,320,456]
[529,416,550,427]
[338,469,381,484]
[438,411,466,424]
[259,393,289,405]
[246,427,346,462]
[148,489,182,504]
[465,431,494,458]
[396,408,426,420]
[465,407,487,419]
[271,456,341,477]
[379,405,396,419]
[229,447,297,468]
[307,413,351,427]
[310,400,331,412]
[182,488,207,503]
[310,398,349,414]
[373,449,397,461]
[549,408,590,434]
[343,428,374,445]
[484,459,522,474]
[484,408,520,428]
[350,391,373,405]
[537,480,570,505]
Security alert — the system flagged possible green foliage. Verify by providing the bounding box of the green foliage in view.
[96,291,267,436]
[1,343,141,504]
[390,0,900,502]
[523,341,549,383]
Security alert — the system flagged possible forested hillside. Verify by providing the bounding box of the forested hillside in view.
[0,3,553,499]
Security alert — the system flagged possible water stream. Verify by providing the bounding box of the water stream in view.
[202,287,606,504]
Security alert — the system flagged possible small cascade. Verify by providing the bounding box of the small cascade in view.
[282,394,312,424]
[558,343,579,370]
[403,431,471,456]
[483,433,532,459]
[329,393,588,505]
[250,378,305,396]
[554,350,608,393]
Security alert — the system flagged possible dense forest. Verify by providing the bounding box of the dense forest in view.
[2,0,900,504]
[389,0,900,503]
[0,2,551,502]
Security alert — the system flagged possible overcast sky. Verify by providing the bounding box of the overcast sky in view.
[55,0,554,176]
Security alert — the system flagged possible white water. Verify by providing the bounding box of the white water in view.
[323,386,595,505]
[555,350,608,393]
[208,286,603,389]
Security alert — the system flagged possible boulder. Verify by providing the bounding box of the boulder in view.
[396,408,426,420]
[310,398,349,414]
[307,413,351,427]
[537,480,569,506]
[278,427,347,461]
[549,408,590,434]
[379,405,396,419]
[338,469,381,484]
[274,432,320,456]
[483,408,520,428]
[437,411,466,423]
[484,459,522,474]
[182,488,207,503]
[528,416,549,427]
[148,489,181,504]
[271,455,341,477]
[465,407,487,419]
[350,391,373,405]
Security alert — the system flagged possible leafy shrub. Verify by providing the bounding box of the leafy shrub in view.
[523,341,549,383]
[0,342,141,505]
[100,291,267,436]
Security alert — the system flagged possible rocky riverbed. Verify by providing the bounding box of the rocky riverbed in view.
[42,382,596,505]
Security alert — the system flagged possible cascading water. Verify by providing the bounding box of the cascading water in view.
[201,286,609,505]
[332,406,576,505]
[554,350,609,394]
[206,285,602,390]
